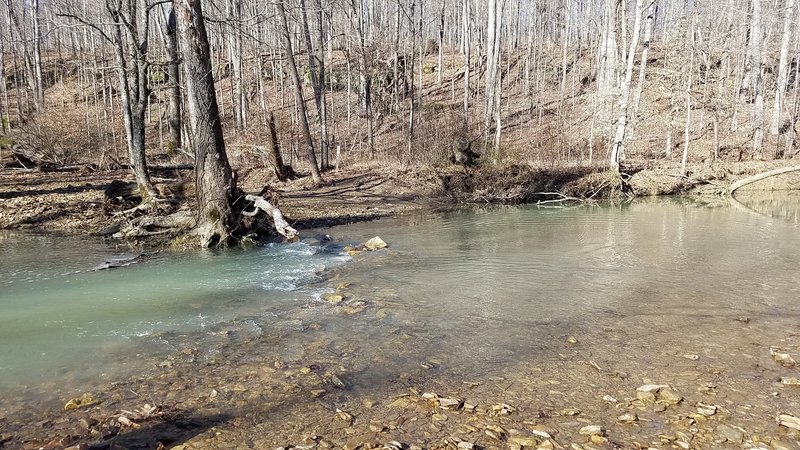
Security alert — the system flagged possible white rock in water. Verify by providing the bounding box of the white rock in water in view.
[364,236,388,250]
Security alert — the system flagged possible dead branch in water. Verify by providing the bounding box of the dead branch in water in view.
[243,194,299,240]
[533,192,583,205]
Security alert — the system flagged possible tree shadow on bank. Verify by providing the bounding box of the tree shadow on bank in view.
[81,413,230,450]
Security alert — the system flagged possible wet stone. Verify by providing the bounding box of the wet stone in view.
[715,424,744,443]
[364,237,388,251]
[696,402,718,416]
[578,425,602,436]
[778,414,800,430]
[658,388,683,406]
[781,377,800,386]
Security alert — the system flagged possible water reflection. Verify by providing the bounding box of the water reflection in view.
[736,190,800,225]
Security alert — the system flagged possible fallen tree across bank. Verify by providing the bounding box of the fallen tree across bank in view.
[725,166,800,195]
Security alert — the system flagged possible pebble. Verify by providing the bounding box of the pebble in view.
[715,424,744,443]
[578,425,602,436]
[770,439,797,450]
[696,402,718,416]
[658,388,683,405]
[778,414,800,430]
[637,384,668,393]
[781,377,800,386]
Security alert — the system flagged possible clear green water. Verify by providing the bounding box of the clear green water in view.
[1,196,799,397]
[0,233,349,391]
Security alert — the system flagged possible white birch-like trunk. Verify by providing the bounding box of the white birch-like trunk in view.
[770,0,795,139]
[609,0,645,170]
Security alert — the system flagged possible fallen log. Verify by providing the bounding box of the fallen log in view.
[243,194,298,240]
[725,166,800,195]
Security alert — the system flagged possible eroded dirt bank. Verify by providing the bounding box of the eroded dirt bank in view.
[1,160,797,238]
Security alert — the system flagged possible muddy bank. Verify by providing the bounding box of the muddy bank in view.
[1,161,798,240]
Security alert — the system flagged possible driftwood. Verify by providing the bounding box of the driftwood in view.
[725,165,800,195]
[91,251,160,271]
[243,194,298,240]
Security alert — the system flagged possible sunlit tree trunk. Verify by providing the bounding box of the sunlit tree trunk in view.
[32,0,44,111]
[770,0,795,150]
[175,0,236,247]
[165,9,182,150]
[610,0,646,169]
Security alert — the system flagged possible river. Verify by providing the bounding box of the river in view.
[1,196,799,448]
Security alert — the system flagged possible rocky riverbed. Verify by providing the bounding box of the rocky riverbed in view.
[3,245,800,450]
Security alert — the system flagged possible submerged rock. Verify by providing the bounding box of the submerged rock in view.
[696,402,719,416]
[322,293,345,304]
[715,424,744,443]
[64,393,98,410]
[578,425,602,436]
[771,348,797,368]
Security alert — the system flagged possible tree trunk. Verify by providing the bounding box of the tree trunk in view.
[610,0,646,169]
[632,1,656,116]
[32,0,44,111]
[175,0,237,247]
[109,6,157,199]
[0,18,10,132]
[485,0,503,160]
[770,0,795,144]
[300,0,328,167]
[165,9,183,150]
[277,0,322,184]
[682,18,695,176]
[438,0,445,85]
[265,111,290,182]
[462,0,471,127]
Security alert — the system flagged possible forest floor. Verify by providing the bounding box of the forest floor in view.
[1,159,798,241]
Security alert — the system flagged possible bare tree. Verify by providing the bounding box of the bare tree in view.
[770,0,795,152]
[175,0,236,246]
[277,0,323,184]
[610,0,647,169]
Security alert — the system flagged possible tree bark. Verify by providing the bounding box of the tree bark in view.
[277,0,323,184]
[175,0,237,247]
[266,111,290,182]
[32,0,44,111]
[770,0,795,143]
[107,0,158,199]
[165,9,183,150]
[632,1,656,116]
[610,0,646,169]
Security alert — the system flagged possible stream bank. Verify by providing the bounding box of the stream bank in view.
[1,160,797,243]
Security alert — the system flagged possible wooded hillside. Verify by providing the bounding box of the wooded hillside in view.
[1,0,798,175]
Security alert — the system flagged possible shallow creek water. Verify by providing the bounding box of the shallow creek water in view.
[2,197,800,449]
